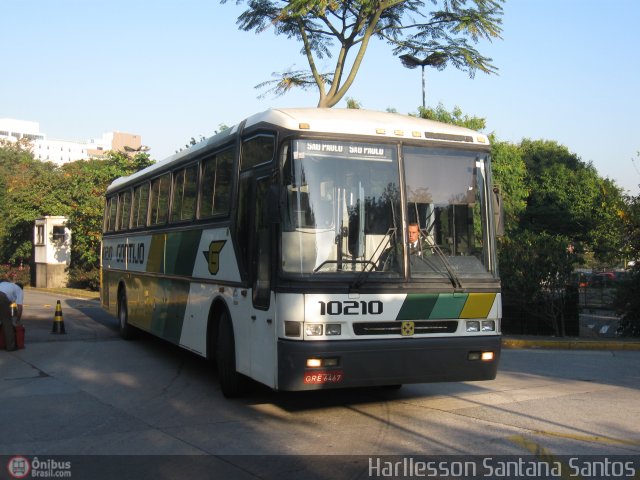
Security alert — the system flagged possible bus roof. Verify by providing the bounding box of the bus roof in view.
[107,108,489,194]
[245,108,488,145]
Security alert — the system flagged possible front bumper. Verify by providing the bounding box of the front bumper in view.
[277,335,501,391]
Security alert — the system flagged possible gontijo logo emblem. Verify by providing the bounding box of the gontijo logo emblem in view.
[401,321,415,336]
[203,240,226,275]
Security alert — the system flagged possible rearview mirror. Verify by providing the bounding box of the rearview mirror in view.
[492,185,505,238]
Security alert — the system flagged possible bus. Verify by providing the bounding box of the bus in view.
[101,108,502,397]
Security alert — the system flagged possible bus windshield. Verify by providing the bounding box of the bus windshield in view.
[281,139,494,281]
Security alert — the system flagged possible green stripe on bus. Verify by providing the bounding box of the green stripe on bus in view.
[397,292,497,320]
[150,278,190,343]
[165,230,203,276]
[396,293,439,320]
[430,293,469,319]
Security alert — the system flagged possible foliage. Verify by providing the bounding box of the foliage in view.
[614,189,640,336]
[616,182,640,266]
[0,139,61,263]
[226,0,504,107]
[499,231,578,336]
[67,265,101,291]
[345,97,362,109]
[518,139,626,264]
[61,151,154,278]
[496,140,626,335]
[0,264,31,285]
[615,268,640,337]
[418,102,486,131]
[490,138,528,233]
[0,143,153,289]
[425,106,630,336]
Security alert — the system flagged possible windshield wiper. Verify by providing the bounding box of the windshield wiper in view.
[421,237,464,290]
[413,203,463,290]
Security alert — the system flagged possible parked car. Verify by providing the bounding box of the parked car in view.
[587,271,626,288]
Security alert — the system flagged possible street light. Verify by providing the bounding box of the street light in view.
[400,53,447,109]
[123,145,150,153]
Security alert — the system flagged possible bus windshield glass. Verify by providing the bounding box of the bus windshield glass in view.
[404,147,493,281]
[281,140,494,281]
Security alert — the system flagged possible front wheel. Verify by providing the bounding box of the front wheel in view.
[216,312,251,398]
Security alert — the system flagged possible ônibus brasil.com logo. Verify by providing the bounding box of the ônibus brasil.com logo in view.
[7,456,72,478]
[7,456,30,479]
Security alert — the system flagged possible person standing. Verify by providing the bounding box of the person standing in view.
[0,281,23,351]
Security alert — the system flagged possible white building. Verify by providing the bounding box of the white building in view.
[0,118,142,166]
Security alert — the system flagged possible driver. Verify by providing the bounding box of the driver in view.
[378,222,432,270]
[407,223,431,257]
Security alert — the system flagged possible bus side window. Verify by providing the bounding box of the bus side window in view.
[133,183,150,228]
[213,150,233,215]
[118,190,132,231]
[199,148,234,218]
[171,165,197,222]
[105,196,117,232]
[241,135,274,170]
[150,173,171,225]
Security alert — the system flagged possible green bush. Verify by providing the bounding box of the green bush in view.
[67,267,100,291]
[615,268,640,337]
[0,264,31,285]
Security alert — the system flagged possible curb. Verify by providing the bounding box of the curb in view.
[26,286,100,300]
[502,336,640,351]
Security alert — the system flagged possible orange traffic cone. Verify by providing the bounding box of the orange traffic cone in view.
[51,300,66,334]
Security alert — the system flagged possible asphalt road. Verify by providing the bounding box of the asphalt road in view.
[1,289,639,479]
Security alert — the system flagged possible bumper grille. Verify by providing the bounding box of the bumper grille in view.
[353,321,458,336]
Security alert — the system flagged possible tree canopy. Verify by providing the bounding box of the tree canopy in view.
[225,0,504,107]
[0,143,152,288]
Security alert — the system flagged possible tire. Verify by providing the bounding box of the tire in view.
[216,311,251,398]
[118,291,137,340]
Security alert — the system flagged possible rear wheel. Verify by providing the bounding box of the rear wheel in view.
[118,291,137,340]
[216,311,251,398]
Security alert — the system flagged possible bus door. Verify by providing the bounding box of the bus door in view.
[237,170,277,387]
[251,174,277,386]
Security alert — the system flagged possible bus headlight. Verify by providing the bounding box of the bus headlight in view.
[305,324,323,336]
[466,320,480,332]
[325,324,341,336]
[481,320,496,332]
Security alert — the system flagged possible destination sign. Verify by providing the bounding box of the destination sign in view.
[294,140,394,162]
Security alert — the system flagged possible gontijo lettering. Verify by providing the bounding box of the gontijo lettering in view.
[103,243,145,264]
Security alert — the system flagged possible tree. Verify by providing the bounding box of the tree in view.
[490,138,528,233]
[226,0,504,107]
[60,151,154,288]
[0,139,61,264]
[0,141,153,289]
[614,188,640,336]
[499,230,578,336]
[518,139,626,264]
[419,102,486,130]
[345,97,362,109]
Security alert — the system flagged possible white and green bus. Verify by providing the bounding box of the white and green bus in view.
[101,108,502,397]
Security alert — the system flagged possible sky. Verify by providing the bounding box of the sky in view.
[2,0,639,195]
